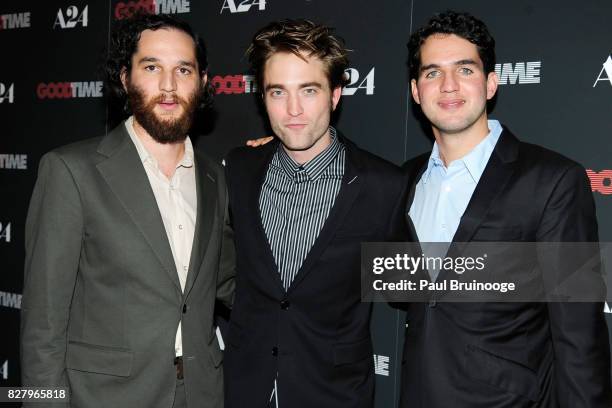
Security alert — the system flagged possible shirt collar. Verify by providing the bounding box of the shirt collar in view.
[422,119,502,184]
[276,126,343,182]
[125,115,194,169]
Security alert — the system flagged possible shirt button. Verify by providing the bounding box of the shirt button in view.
[280,299,290,310]
[429,299,437,308]
[271,346,279,356]
[183,266,188,272]
[178,225,183,230]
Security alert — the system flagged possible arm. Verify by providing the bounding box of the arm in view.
[537,164,611,407]
[21,152,83,407]
[385,171,411,242]
[216,194,235,309]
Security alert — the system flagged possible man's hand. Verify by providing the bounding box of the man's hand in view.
[246,136,274,147]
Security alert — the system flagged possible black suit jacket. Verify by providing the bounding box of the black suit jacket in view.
[224,135,409,408]
[398,127,611,408]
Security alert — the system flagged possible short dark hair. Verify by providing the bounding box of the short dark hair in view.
[246,19,350,92]
[408,11,496,80]
[104,13,214,113]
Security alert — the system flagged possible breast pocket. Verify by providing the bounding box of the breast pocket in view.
[472,226,522,241]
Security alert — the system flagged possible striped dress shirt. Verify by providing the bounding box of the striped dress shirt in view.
[260,128,345,407]
[259,127,345,290]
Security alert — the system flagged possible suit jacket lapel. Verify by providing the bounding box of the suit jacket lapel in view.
[452,129,519,243]
[250,143,287,295]
[437,129,520,283]
[404,155,429,244]
[183,153,218,297]
[288,137,363,294]
[96,124,181,291]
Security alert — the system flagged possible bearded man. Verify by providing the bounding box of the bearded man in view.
[20,13,235,408]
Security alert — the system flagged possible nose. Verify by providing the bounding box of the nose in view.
[287,93,303,116]
[159,69,177,93]
[440,72,459,93]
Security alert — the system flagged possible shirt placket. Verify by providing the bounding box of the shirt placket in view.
[172,169,190,291]
[280,178,301,289]
[435,165,451,242]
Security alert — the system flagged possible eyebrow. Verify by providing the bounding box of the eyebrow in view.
[137,57,197,69]
[420,59,479,72]
[264,81,323,92]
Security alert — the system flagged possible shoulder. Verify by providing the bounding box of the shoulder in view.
[401,152,430,176]
[39,137,104,173]
[519,142,591,198]
[518,140,583,173]
[344,140,402,177]
[501,126,587,188]
[49,137,103,160]
[496,128,590,197]
[225,142,276,173]
[194,149,224,176]
[343,142,408,198]
[226,142,274,161]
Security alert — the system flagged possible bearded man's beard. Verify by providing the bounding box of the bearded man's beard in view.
[126,83,200,144]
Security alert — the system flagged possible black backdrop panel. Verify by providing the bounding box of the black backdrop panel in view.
[1,1,610,407]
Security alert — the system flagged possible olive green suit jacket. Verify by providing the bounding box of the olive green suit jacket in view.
[21,122,235,408]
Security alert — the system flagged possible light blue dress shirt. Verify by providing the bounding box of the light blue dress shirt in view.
[408,120,503,280]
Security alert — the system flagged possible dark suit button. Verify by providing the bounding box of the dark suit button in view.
[272,346,278,356]
[182,304,187,314]
[429,299,437,308]
[280,300,290,310]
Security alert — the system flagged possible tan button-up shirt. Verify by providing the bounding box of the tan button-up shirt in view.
[126,116,197,357]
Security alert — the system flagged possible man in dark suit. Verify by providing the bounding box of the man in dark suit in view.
[399,11,610,407]
[21,14,234,408]
[223,19,408,408]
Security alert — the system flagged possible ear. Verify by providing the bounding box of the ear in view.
[410,79,421,105]
[120,67,128,92]
[331,86,342,111]
[486,71,498,100]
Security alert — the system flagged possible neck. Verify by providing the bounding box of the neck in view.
[284,129,332,165]
[132,118,186,179]
[433,115,490,166]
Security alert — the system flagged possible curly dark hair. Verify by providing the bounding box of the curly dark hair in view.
[246,19,350,92]
[408,11,496,80]
[104,13,215,114]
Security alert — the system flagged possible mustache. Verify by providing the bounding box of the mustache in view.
[150,93,188,106]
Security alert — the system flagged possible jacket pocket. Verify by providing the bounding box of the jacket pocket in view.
[333,338,372,366]
[66,341,133,377]
[464,344,538,402]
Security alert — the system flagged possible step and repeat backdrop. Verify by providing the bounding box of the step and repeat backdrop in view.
[1,0,611,406]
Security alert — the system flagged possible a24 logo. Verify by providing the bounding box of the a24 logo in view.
[220,0,266,14]
[54,5,88,29]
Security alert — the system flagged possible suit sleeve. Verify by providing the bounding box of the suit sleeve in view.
[385,171,411,242]
[537,164,611,407]
[215,160,235,309]
[216,188,235,308]
[21,152,83,406]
